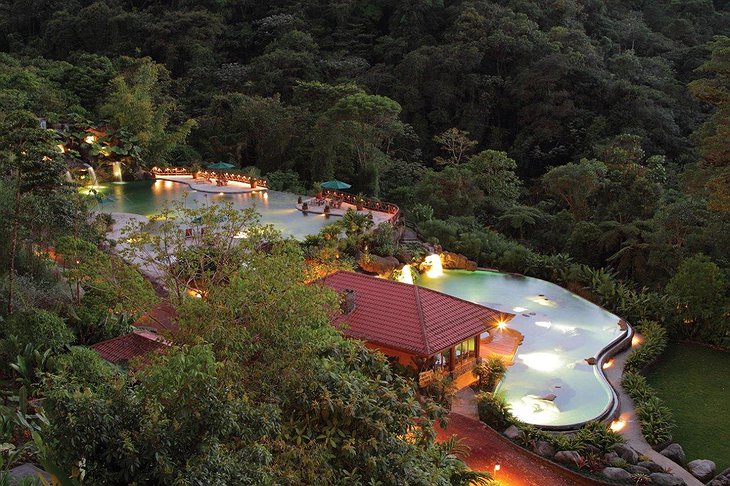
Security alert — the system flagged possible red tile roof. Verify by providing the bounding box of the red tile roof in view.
[319,271,513,356]
[91,331,169,365]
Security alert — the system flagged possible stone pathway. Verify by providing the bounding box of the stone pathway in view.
[603,335,702,486]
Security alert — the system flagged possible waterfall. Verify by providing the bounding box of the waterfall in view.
[424,254,444,278]
[112,161,123,183]
[397,264,414,285]
[64,170,73,183]
[82,163,98,187]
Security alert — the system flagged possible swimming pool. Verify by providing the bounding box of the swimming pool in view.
[94,180,333,239]
[419,269,628,428]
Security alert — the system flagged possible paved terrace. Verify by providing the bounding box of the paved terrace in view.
[155,174,266,194]
[297,197,396,225]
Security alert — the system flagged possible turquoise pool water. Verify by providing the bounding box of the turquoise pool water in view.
[94,180,332,239]
[419,270,625,428]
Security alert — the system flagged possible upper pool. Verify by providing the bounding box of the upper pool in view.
[94,180,333,239]
[419,269,627,428]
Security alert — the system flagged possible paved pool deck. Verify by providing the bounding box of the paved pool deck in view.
[156,175,267,194]
[296,197,396,225]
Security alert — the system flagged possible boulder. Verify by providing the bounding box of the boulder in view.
[554,450,581,466]
[638,461,665,473]
[649,472,686,486]
[503,425,520,440]
[358,255,400,274]
[533,441,556,459]
[602,467,632,481]
[440,251,477,271]
[604,452,619,463]
[613,444,640,464]
[627,465,651,475]
[709,467,730,486]
[687,459,716,483]
[584,357,597,365]
[660,443,686,466]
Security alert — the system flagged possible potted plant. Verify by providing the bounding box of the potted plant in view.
[356,194,365,211]
[190,162,201,179]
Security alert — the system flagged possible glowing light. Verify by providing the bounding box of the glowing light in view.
[510,395,561,423]
[57,144,65,153]
[535,320,552,329]
[423,254,443,278]
[520,352,563,372]
[219,192,224,195]
[112,161,122,182]
[263,192,268,199]
[397,265,414,285]
[84,134,96,144]
[610,419,626,432]
[513,306,528,313]
[632,335,642,347]
[602,359,614,370]
[187,288,204,298]
[497,320,507,330]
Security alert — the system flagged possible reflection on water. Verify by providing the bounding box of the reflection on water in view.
[95,180,330,239]
[419,269,624,427]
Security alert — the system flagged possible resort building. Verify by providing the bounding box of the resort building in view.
[91,330,170,365]
[319,271,513,381]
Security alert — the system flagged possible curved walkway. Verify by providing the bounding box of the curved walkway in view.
[436,412,603,486]
[603,338,702,486]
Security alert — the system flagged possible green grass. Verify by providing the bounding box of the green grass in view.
[646,343,730,472]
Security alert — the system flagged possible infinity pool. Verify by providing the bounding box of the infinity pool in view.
[419,270,627,428]
[94,180,332,239]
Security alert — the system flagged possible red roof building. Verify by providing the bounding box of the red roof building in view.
[319,271,513,378]
[91,330,170,365]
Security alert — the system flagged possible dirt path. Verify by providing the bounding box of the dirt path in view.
[437,413,602,486]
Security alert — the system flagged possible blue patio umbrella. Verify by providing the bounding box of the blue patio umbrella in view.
[207,162,236,170]
[321,179,352,190]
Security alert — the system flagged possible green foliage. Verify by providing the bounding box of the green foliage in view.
[472,356,507,392]
[2,308,73,353]
[476,391,513,431]
[622,372,676,446]
[625,320,668,373]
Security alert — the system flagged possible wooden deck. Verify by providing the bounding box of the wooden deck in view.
[453,328,524,389]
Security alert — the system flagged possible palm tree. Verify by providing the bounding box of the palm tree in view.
[498,205,545,239]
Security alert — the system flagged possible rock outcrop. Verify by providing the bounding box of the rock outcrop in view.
[554,450,581,466]
[650,472,687,486]
[687,459,716,483]
[439,251,477,271]
[613,444,639,464]
[503,425,520,440]
[602,467,632,481]
[533,441,556,459]
[358,255,401,274]
[709,467,730,486]
[660,443,686,466]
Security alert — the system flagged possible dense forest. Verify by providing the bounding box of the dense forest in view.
[1,0,730,483]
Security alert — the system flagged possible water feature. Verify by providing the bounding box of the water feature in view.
[423,253,443,278]
[397,264,414,284]
[111,161,123,183]
[93,179,333,240]
[419,269,626,428]
[85,164,98,187]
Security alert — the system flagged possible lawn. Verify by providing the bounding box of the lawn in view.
[646,343,730,473]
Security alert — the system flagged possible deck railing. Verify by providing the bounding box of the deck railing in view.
[151,167,268,188]
[318,189,400,221]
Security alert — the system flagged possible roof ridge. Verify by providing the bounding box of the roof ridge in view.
[412,285,432,355]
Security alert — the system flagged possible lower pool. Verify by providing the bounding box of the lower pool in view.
[94,180,333,239]
[419,269,627,428]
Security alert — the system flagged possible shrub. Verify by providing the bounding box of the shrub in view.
[622,372,675,446]
[424,373,456,409]
[571,421,624,452]
[266,170,305,193]
[625,320,668,373]
[2,308,73,353]
[472,356,507,392]
[51,346,118,391]
[476,391,513,430]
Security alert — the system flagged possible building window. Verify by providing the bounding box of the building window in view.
[433,349,451,372]
[454,337,476,366]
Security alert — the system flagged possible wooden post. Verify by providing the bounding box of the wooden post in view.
[474,335,480,359]
[449,346,455,373]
